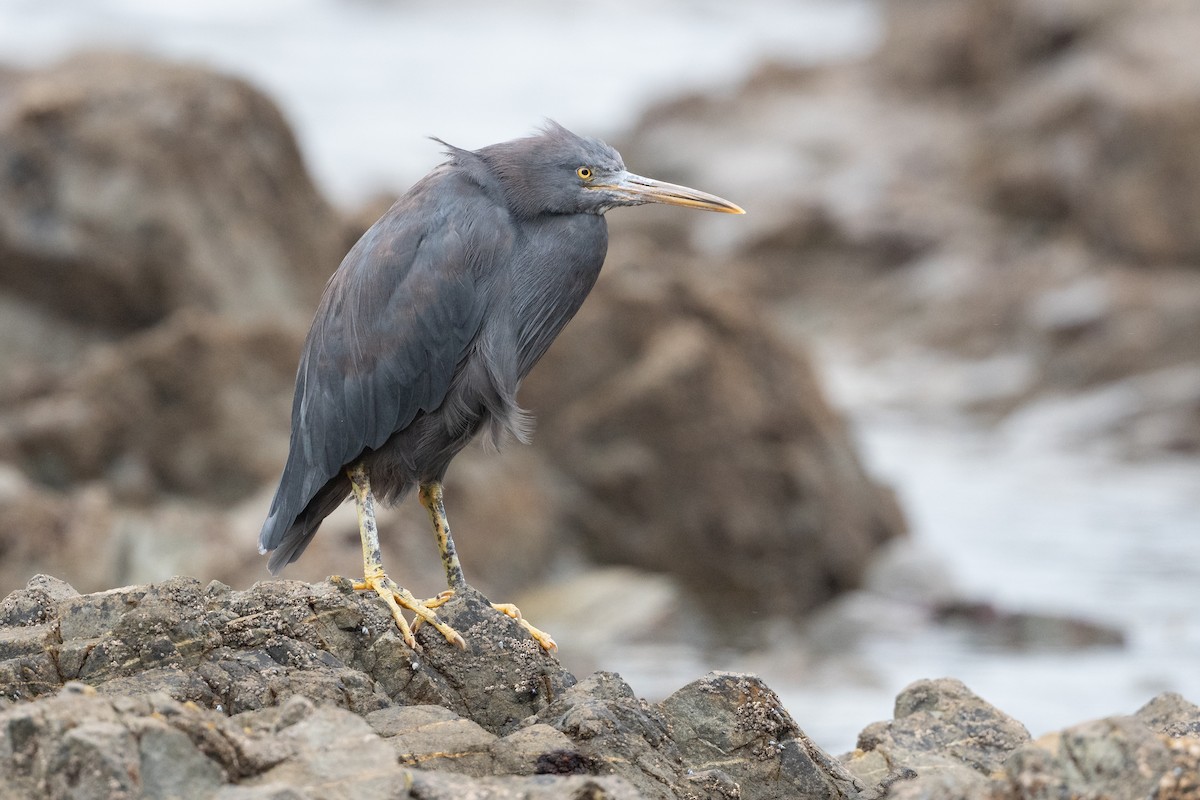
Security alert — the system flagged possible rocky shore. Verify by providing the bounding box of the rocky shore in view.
[2,0,1199,796]
[0,574,1196,799]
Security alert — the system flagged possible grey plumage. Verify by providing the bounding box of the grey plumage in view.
[259,122,742,575]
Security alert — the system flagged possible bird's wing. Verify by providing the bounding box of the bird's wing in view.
[260,184,513,561]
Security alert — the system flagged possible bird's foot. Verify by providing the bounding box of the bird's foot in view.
[341,573,466,651]
[411,590,557,652]
[491,602,558,652]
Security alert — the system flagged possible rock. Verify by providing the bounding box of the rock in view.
[861,678,1031,772]
[0,577,1195,798]
[978,4,1200,263]
[0,51,340,337]
[661,672,863,799]
[489,724,578,776]
[0,310,300,502]
[620,0,1200,460]
[534,671,682,798]
[845,678,1029,797]
[875,0,1118,93]
[523,252,907,624]
[999,716,1176,800]
[1135,692,1200,738]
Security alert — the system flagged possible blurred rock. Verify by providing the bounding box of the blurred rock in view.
[0,310,300,502]
[875,0,1118,93]
[0,51,340,339]
[979,4,1200,262]
[524,248,907,624]
[621,0,1200,458]
[1135,692,1200,739]
[1000,717,1177,800]
[931,600,1125,651]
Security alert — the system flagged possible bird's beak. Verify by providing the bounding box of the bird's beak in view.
[594,171,745,214]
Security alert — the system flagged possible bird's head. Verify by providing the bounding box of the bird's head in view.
[472,122,744,218]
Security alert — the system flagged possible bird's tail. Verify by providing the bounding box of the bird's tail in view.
[259,473,351,574]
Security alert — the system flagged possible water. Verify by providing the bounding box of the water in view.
[0,0,880,205]
[4,0,1199,756]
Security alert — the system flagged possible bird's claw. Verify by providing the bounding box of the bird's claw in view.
[485,601,560,652]
[346,574,465,650]
[408,592,558,652]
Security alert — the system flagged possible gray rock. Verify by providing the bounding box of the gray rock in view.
[537,671,682,799]
[846,677,1029,798]
[136,719,226,798]
[1135,691,1200,738]
[407,771,643,800]
[856,677,1029,773]
[0,52,339,333]
[999,715,1175,800]
[661,672,863,800]
[1,577,1195,798]
[368,703,498,777]
[410,585,576,734]
[0,622,57,661]
[489,724,578,776]
[57,585,149,642]
[47,721,141,800]
[246,706,407,794]
[522,254,908,626]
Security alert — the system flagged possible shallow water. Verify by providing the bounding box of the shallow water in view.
[779,409,1200,751]
[4,0,1199,756]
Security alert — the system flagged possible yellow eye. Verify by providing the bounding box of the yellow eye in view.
[576,166,593,181]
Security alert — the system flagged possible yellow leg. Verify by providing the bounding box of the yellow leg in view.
[345,464,464,650]
[415,481,558,652]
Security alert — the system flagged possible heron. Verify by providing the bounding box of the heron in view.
[259,122,744,651]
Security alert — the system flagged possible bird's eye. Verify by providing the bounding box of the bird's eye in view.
[576,166,594,181]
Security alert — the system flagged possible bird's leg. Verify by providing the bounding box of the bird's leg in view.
[415,481,557,652]
[346,464,464,650]
[419,481,466,590]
